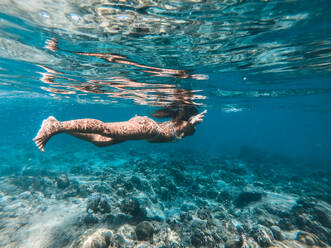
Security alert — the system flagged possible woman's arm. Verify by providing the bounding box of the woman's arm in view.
[174,110,207,138]
[188,110,207,125]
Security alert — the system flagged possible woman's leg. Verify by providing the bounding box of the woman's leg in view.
[68,132,124,147]
[33,116,158,151]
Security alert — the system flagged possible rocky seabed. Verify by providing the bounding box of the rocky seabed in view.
[0,148,330,248]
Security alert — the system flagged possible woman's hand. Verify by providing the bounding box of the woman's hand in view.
[189,110,207,125]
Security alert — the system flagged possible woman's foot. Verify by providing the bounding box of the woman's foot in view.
[33,116,60,152]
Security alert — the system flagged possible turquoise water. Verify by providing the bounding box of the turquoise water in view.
[0,1,330,247]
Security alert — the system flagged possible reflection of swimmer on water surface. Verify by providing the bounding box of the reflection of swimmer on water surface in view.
[38,65,206,106]
[33,107,206,152]
[45,38,208,80]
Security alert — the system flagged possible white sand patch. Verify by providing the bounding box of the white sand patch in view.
[18,200,83,248]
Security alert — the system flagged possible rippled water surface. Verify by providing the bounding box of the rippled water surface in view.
[0,0,330,108]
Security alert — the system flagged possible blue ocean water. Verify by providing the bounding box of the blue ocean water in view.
[0,1,330,247]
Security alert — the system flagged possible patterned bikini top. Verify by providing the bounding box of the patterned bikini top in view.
[153,120,182,141]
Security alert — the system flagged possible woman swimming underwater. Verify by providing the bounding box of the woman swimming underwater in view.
[33,107,206,152]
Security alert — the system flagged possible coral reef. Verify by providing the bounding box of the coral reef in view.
[0,146,330,247]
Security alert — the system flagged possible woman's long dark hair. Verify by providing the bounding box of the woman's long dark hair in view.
[151,105,198,123]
